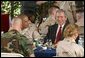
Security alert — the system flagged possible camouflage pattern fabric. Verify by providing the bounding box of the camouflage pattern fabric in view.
[1,30,34,57]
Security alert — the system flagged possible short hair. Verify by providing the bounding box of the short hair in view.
[11,14,28,24]
[9,17,22,31]
[18,14,29,22]
[56,9,67,17]
[63,24,79,38]
[11,17,22,25]
[48,6,60,15]
[9,14,29,30]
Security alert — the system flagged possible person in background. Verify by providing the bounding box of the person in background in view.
[75,10,84,44]
[75,10,84,26]
[56,24,84,57]
[39,6,60,38]
[20,14,41,45]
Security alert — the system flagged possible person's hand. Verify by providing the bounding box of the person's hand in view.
[53,41,60,48]
[32,43,36,48]
[53,43,57,48]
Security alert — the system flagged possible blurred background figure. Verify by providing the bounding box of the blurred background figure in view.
[39,6,60,38]
[75,10,84,48]
[75,11,84,26]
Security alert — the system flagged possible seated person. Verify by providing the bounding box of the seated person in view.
[1,30,34,57]
[56,24,84,57]
[43,9,69,47]
[39,6,60,38]
[10,14,41,45]
[19,14,41,45]
[1,14,35,57]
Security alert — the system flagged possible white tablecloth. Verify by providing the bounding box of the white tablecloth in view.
[1,53,24,57]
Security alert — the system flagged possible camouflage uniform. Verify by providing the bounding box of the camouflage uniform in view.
[1,30,34,57]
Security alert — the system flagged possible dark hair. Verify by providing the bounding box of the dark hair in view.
[18,14,35,23]
[27,14,35,23]
[76,9,84,13]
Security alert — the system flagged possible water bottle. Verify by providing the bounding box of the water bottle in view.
[78,37,84,47]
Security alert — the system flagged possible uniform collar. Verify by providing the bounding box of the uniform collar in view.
[64,38,76,43]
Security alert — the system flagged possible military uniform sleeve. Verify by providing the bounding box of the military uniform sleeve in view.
[39,17,51,31]
[33,29,41,40]
[19,35,34,57]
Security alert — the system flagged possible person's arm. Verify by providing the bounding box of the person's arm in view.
[43,26,51,44]
[39,17,51,33]
[33,30,41,40]
[19,35,34,57]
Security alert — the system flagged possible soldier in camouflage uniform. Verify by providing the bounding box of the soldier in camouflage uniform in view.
[1,14,35,57]
[1,30,34,57]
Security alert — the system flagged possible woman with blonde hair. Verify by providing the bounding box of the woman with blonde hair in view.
[56,24,84,57]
